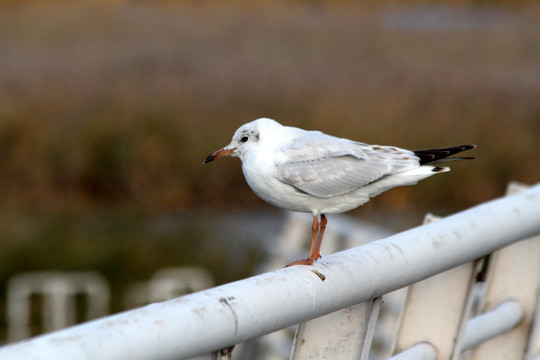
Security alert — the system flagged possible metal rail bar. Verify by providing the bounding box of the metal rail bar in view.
[393,300,524,359]
[390,342,437,360]
[1,183,539,360]
[460,300,524,352]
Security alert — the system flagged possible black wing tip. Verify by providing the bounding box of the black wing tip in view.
[457,144,477,152]
[414,144,476,165]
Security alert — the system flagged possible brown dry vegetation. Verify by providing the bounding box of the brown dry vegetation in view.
[1,2,539,213]
[0,1,539,334]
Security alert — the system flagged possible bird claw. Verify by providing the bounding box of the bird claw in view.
[285,258,314,267]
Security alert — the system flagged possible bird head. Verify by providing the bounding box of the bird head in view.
[203,118,280,163]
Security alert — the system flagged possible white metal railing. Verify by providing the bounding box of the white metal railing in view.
[1,183,539,360]
[460,300,524,352]
[6,271,110,343]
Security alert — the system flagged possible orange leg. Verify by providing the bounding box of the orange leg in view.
[286,214,326,267]
[311,214,327,262]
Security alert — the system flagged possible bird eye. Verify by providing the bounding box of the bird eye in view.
[240,136,249,143]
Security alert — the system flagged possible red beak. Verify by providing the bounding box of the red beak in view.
[203,147,237,164]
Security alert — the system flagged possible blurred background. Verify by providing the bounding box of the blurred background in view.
[0,0,539,344]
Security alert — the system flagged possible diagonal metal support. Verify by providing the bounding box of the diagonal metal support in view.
[290,297,381,360]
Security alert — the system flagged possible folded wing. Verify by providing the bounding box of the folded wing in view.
[278,133,419,198]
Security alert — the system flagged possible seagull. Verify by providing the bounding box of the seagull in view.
[204,118,475,266]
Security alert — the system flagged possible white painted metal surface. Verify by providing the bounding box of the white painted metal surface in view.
[289,298,381,359]
[469,182,540,360]
[1,183,540,360]
[391,214,482,359]
[255,211,393,360]
[460,300,523,352]
[530,300,540,360]
[389,342,437,360]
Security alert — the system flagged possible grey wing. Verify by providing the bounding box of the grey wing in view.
[278,140,419,198]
